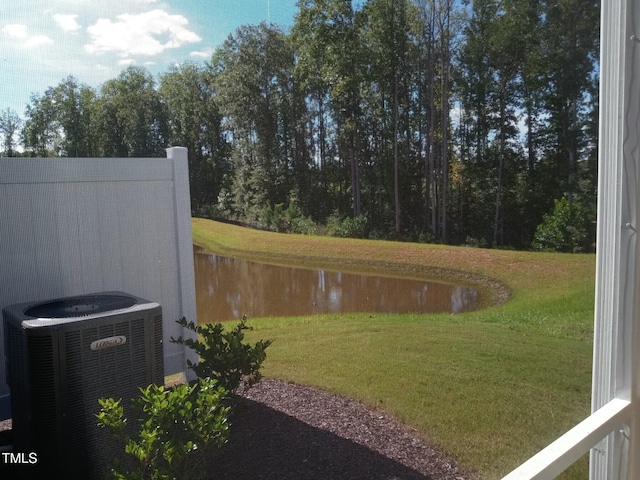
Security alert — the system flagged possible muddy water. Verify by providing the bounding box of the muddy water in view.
[194,253,478,323]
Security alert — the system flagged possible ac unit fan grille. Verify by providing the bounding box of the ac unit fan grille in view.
[27,334,60,466]
[62,319,153,476]
[153,314,163,380]
[24,295,136,318]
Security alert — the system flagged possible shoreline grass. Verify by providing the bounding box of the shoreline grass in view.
[192,218,596,479]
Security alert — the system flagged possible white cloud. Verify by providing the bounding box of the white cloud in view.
[25,35,54,47]
[3,24,29,40]
[118,58,136,66]
[189,47,214,59]
[85,9,201,57]
[53,14,81,33]
[94,64,110,72]
[2,23,53,47]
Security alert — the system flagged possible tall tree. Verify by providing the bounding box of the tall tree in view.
[415,0,439,235]
[511,0,546,245]
[293,0,365,218]
[22,91,57,156]
[539,0,600,202]
[455,0,524,246]
[97,66,167,157]
[0,108,22,156]
[413,0,458,241]
[21,77,99,157]
[50,76,99,157]
[488,1,526,246]
[291,1,333,218]
[437,0,454,242]
[211,23,305,222]
[160,63,229,211]
[361,0,413,234]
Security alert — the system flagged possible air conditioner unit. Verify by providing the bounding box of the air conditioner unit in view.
[2,291,164,479]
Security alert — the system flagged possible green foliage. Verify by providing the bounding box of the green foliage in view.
[22,90,61,156]
[159,63,229,211]
[327,211,369,238]
[211,23,304,220]
[416,230,435,244]
[262,192,318,234]
[10,0,600,251]
[532,197,595,252]
[0,108,22,156]
[465,236,488,249]
[172,318,272,394]
[96,378,230,480]
[98,66,167,157]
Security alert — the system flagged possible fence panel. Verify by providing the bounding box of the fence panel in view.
[0,147,197,419]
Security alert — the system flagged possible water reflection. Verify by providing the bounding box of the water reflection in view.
[194,253,478,323]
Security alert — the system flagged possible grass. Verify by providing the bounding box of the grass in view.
[192,218,596,479]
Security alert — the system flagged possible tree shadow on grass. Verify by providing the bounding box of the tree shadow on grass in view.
[211,398,431,480]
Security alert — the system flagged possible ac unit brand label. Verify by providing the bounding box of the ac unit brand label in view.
[90,335,127,351]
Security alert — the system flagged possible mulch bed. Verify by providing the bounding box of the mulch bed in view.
[212,379,475,480]
[0,379,476,480]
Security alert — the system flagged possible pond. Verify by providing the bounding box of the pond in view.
[194,251,479,323]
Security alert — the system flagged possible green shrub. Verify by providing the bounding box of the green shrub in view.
[260,192,318,234]
[327,211,369,238]
[97,378,230,480]
[171,318,272,394]
[532,197,595,252]
[465,236,488,248]
[418,231,435,244]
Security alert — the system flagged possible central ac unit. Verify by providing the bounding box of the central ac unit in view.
[2,291,164,479]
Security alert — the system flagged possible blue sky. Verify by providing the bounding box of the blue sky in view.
[1,0,299,116]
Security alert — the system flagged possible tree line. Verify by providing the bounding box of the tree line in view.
[0,0,599,251]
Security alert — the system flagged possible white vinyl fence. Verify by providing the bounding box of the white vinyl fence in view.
[0,147,197,419]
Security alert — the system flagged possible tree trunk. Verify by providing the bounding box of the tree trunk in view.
[428,46,436,235]
[439,0,451,242]
[394,71,400,234]
[493,81,506,247]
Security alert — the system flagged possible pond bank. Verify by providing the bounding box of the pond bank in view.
[192,218,510,310]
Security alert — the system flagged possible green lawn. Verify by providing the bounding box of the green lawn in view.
[192,218,596,479]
